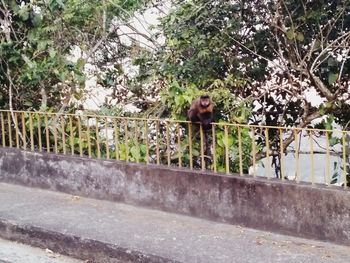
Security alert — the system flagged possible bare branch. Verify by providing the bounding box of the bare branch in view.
[255,110,322,162]
[338,48,350,82]
[213,25,287,72]
[3,61,25,142]
[309,72,335,101]
[310,32,350,72]
[124,23,160,48]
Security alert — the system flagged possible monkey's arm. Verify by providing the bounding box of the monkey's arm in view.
[187,108,199,122]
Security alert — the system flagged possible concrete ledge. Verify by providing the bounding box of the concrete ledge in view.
[0,220,172,263]
[0,147,350,245]
[2,183,349,262]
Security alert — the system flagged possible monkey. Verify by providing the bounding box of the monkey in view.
[187,94,214,169]
[187,94,214,130]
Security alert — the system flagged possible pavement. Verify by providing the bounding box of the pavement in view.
[0,182,349,263]
[0,237,82,263]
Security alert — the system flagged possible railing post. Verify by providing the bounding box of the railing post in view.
[279,128,285,180]
[224,125,229,174]
[96,117,101,159]
[105,117,110,159]
[238,125,243,176]
[325,131,330,185]
[176,122,182,168]
[294,129,300,182]
[1,112,5,147]
[265,128,270,179]
[251,127,256,177]
[124,119,128,161]
[144,120,149,164]
[22,112,27,150]
[61,116,66,155]
[53,114,58,154]
[166,121,171,166]
[212,124,216,172]
[113,118,119,161]
[15,112,19,149]
[188,122,193,170]
[309,130,315,184]
[156,120,160,165]
[342,131,348,189]
[200,124,205,171]
[69,115,74,155]
[7,112,12,148]
[29,112,34,151]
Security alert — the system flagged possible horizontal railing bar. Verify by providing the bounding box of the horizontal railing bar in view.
[0,109,347,134]
[0,108,348,188]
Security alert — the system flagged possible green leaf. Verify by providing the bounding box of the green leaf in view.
[296,32,304,42]
[227,136,234,147]
[192,149,200,157]
[328,73,338,85]
[217,166,225,173]
[175,96,184,107]
[23,100,33,107]
[329,137,339,146]
[328,58,338,67]
[325,115,334,130]
[319,104,326,115]
[140,145,147,155]
[314,40,321,49]
[296,15,306,22]
[56,0,65,8]
[76,58,86,70]
[37,41,47,51]
[130,146,141,160]
[59,72,66,82]
[49,48,57,58]
[198,50,209,59]
[32,14,42,27]
[18,8,29,21]
[286,29,296,40]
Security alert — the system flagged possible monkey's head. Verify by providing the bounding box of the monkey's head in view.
[200,94,211,108]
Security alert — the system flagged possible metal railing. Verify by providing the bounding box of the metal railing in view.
[0,109,349,188]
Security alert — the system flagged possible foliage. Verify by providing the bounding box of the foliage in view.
[149,0,350,130]
[136,0,350,176]
[331,162,350,188]
[0,0,150,111]
[2,0,350,177]
[156,79,255,172]
[159,80,252,122]
[331,133,350,187]
[213,125,254,173]
[0,110,256,174]
[155,0,269,87]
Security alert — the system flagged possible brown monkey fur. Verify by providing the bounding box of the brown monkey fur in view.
[187,94,214,129]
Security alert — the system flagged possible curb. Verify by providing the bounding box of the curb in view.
[0,218,177,263]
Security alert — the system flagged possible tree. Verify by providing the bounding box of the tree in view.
[134,0,350,178]
[144,0,349,133]
[267,0,350,126]
[0,0,151,112]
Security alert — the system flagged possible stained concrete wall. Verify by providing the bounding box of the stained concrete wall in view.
[0,147,349,245]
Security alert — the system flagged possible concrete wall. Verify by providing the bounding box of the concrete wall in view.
[0,147,350,245]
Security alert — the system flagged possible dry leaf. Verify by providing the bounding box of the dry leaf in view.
[71,195,81,201]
